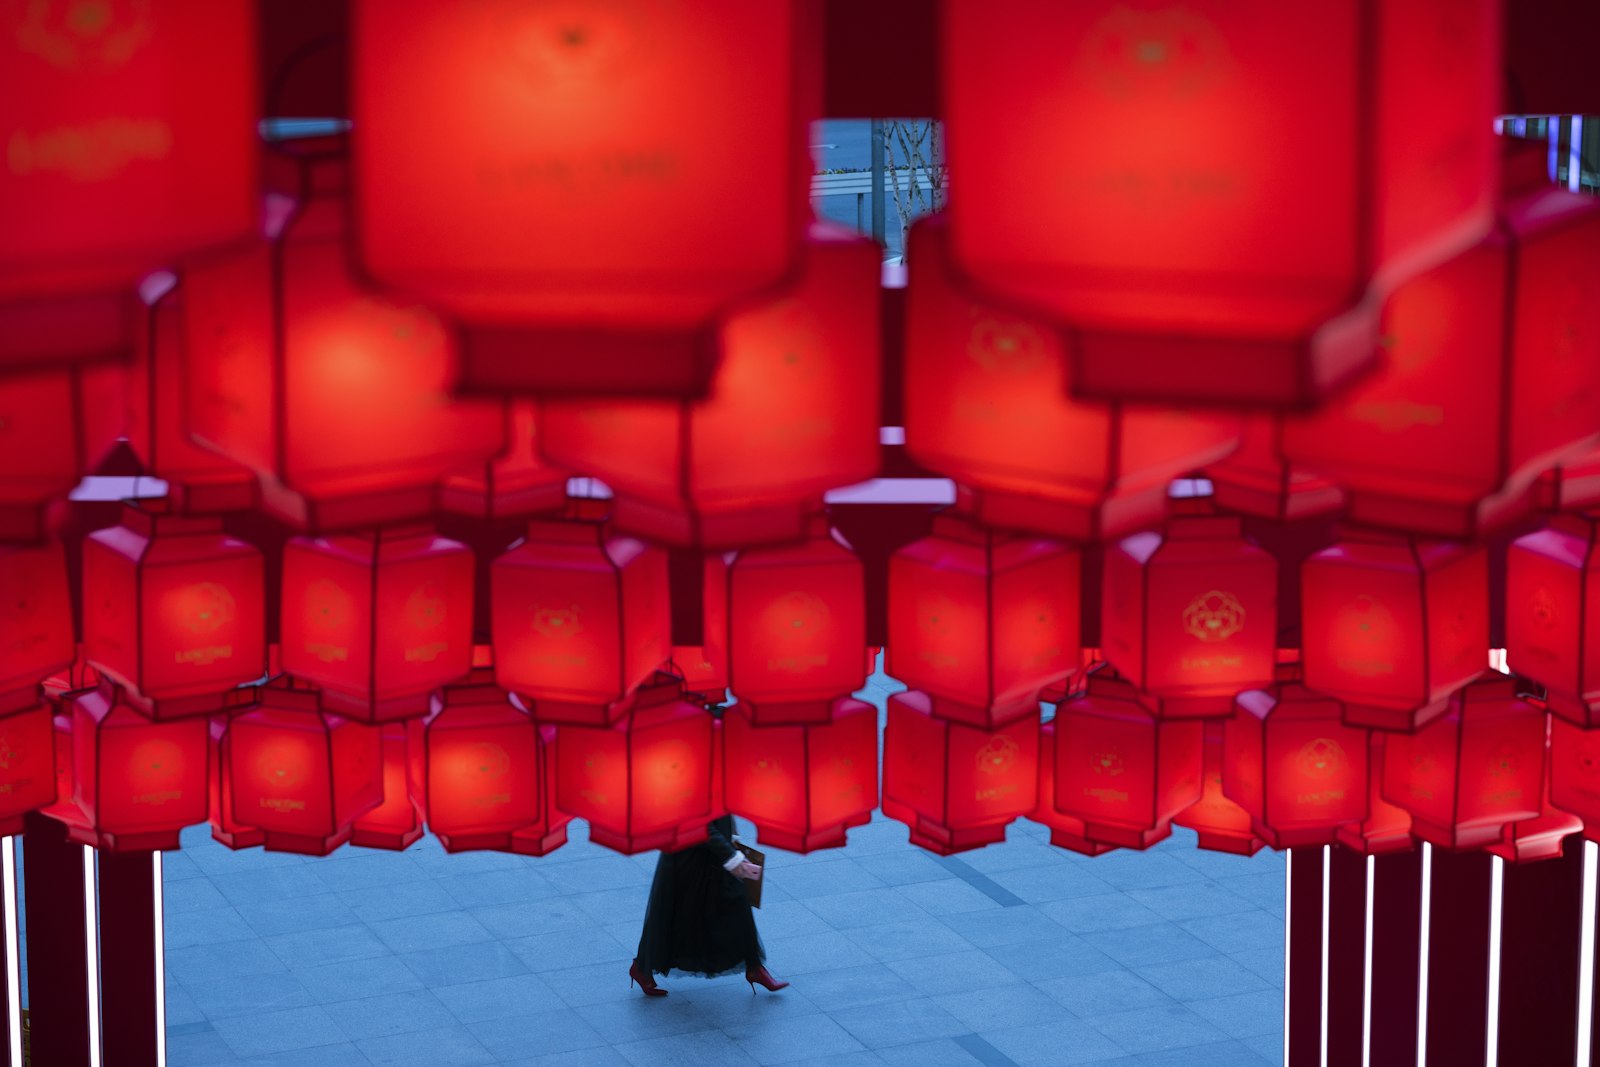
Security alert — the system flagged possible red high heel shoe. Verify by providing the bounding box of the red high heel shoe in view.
[629,960,668,997]
[746,965,790,993]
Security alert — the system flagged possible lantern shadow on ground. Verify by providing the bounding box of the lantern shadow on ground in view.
[141,664,1285,1065]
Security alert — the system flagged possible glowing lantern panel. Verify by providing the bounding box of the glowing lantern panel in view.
[70,682,208,851]
[888,517,1081,727]
[281,527,475,722]
[1505,517,1600,727]
[1334,734,1415,856]
[1548,717,1600,837]
[1033,719,1121,856]
[209,715,262,850]
[416,673,543,852]
[0,701,63,834]
[351,725,425,851]
[437,402,569,520]
[0,362,126,541]
[1205,413,1342,522]
[0,541,74,711]
[1227,683,1369,848]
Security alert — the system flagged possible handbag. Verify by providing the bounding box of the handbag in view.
[734,839,766,909]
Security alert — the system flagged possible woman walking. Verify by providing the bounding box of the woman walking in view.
[630,813,789,996]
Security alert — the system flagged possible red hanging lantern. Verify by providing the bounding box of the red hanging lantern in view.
[0,361,126,541]
[553,673,716,854]
[1300,531,1487,731]
[709,521,866,724]
[490,515,670,725]
[0,0,258,307]
[349,0,813,396]
[1032,719,1120,856]
[1487,759,1582,864]
[65,680,209,851]
[1547,716,1600,843]
[82,504,266,719]
[208,714,263,850]
[540,224,880,549]
[1506,516,1600,727]
[222,682,383,855]
[1334,734,1415,856]
[1382,674,1546,850]
[181,138,504,531]
[0,699,63,835]
[351,725,425,851]
[1174,724,1265,857]
[721,696,877,853]
[507,725,572,858]
[437,402,569,520]
[1205,414,1342,522]
[1101,516,1278,718]
[1283,149,1600,538]
[903,215,1241,542]
[0,541,74,712]
[1226,682,1370,848]
[280,526,475,723]
[882,690,1039,855]
[414,670,544,853]
[672,646,727,704]
[887,516,1081,728]
[1052,668,1203,850]
[940,1,1499,408]
[1540,443,1600,514]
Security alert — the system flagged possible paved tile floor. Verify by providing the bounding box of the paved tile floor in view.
[159,669,1285,1066]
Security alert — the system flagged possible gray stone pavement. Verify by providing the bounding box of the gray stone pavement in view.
[161,668,1285,1066]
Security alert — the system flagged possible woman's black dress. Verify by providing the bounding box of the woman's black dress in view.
[636,815,766,978]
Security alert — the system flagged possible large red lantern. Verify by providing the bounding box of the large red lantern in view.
[351,725,425,851]
[1300,532,1487,731]
[181,139,504,531]
[490,515,669,725]
[1382,674,1546,850]
[1174,725,1264,857]
[82,504,266,719]
[1488,765,1581,864]
[0,541,74,712]
[721,697,877,853]
[66,681,209,851]
[883,690,1039,855]
[0,361,126,541]
[222,683,383,855]
[1283,149,1600,538]
[887,516,1080,727]
[1205,414,1342,522]
[553,674,715,854]
[710,522,866,724]
[349,0,813,396]
[508,725,572,858]
[0,700,63,835]
[1547,716,1600,841]
[903,215,1241,542]
[1334,734,1415,855]
[208,714,263,850]
[1052,668,1203,849]
[437,402,569,520]
[414,670,544,853]
[1505,516,1600,727]
[1227,682,1370,848]
[1032,718,1120,856]
[940,1,1499,408]
[540,224,880,549]
[280,527,475,723]
[0,0,258,307]
[1101,516,1277,718]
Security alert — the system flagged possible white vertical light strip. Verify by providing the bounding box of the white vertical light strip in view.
[1551,117,1565,183]
[1,839,19,1067]
[1321,844,1332,1067]
[1417,841,1433,1067]
[1570,116,1585,193]
[153,852,166,1067]
[1486,856,1505,1066]
[1363,854,1376,1067]
[1578,841,1598,1067]
[1285,848,1293,1067]
[83,847,100,1067]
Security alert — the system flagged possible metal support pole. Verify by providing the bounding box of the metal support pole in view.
[870,118,886,246]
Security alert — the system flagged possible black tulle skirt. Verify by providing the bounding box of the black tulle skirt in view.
[635,845,766,978]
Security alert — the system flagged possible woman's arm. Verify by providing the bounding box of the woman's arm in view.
[705,819,746,872]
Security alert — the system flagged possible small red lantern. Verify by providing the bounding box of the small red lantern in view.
[223,683,383,855]
[1101,516,1278,718]
[0,361,126,541]
[1505,516,1600,727]
[1300,532,1487,731]
[181,140,504,531]
[350,0,812,396]
[1382,674,1546,850]
[1284,149,1600,538]
[721,697,877,853]
[1032,719,1120,856]
[1052,668,1203,849]
[82,504,266,719]
[491,515,670,725]
[903,215,1241,542]
[208,714,263,850]
[883,690,1039,855]
[351,725,425,851]
[67,681,209,851]
[941,1,1499,407]
[414,671,544,853]
[0,541,74,712]
[554,674,715,855]
[280,527,475,723]
[1205,414,1342,522]
[1227,683,1370,848]
[437,402,570,520]
[887,516,1080,727]
[0,700,63,835]
[1334,734,1415,856]
[711,521,866,724]
[1175,725,1265,857]
[540,224,880,549]
[0,0,259,304]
